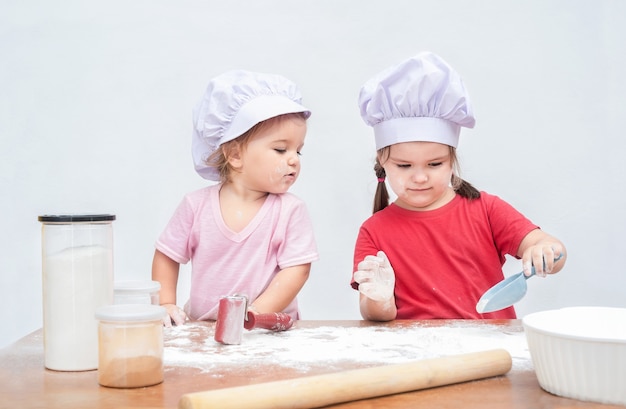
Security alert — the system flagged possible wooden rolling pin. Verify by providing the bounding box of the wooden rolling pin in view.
[178,348,512,409]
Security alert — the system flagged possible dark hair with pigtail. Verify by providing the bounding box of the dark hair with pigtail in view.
[372,146,480,214]
[373,159,390,214]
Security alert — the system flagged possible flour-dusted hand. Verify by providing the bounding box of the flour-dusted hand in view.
[162,303,187,327]
[353,251,395,301]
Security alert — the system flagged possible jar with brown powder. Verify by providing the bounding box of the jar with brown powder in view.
[95,304,166,388]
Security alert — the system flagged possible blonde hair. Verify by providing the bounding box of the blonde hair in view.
[372,145,480,214]
[205,112,307,183]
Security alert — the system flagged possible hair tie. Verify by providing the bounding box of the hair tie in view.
[377,177,385,183]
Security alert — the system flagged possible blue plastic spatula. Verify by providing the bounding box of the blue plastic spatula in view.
[475,255,562,314]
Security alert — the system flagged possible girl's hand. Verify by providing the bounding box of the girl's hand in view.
[522,246,562,277]
[161,303,187,327]
[354,251,396,301]
[518,229,567,278]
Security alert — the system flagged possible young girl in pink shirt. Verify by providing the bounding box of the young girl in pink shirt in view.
[153,70,318,326]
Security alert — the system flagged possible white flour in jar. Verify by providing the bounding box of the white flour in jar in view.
[43,245,113,371]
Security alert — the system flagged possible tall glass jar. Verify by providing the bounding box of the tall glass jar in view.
[38,214,115,371]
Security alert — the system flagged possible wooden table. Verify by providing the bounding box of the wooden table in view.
[1,320,623,409]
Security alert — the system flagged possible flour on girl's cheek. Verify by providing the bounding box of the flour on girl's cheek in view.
[389,176,404,197]
[164,322,532,374]
[269,161,289,183]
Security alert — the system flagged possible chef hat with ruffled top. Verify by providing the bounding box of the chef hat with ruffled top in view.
[358,52,475,150]
[192,69,311,181]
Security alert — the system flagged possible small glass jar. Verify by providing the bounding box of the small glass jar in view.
[95,304,166,388]
[114,280,161,305]
[38,214,115,371]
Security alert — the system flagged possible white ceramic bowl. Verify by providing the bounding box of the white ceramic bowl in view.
[522,306,626,406]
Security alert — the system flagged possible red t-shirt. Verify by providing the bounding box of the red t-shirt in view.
[352,192,539,319]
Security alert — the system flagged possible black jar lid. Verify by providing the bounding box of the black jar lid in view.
[38,214,116,223]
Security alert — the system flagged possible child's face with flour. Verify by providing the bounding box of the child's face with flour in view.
[235,114,307,195]
[380,141,455,211]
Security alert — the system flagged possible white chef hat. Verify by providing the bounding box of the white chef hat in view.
[192,69,311,181]
[358,52,475,150]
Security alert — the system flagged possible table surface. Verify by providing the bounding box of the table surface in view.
[1,319,623,409]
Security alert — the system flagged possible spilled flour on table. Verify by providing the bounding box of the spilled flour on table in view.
[164,322,532,374]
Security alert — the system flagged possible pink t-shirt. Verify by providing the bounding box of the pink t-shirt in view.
[352,192,539,320]
[156,184,319,320]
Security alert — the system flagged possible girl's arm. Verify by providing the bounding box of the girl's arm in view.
[517,228,567,277]
[151,249,187,326]
[359,293,397,321]
[250,263,311,314]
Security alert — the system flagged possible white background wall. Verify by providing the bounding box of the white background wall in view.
[1,1,625,349]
